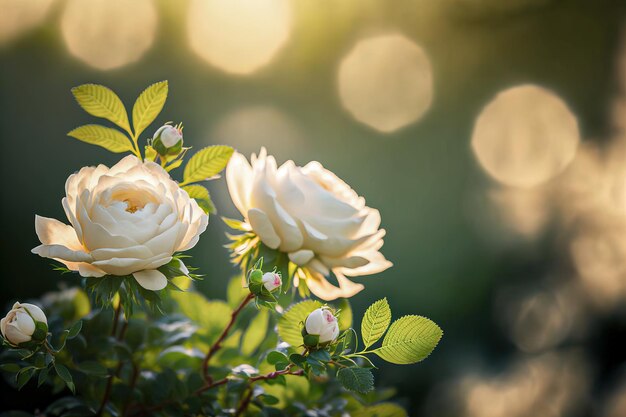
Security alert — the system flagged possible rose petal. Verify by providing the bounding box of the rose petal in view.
[133,269,168,291]
[248,208,281,249]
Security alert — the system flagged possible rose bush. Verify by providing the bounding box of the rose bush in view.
[0,302,47,346]
[226,148,392,300]
[32,155,208,291]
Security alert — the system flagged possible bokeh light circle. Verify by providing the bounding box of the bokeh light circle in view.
[0,0,55,45]
[187,0,292,75]
[337,34,434,133]
[61,0,157,70]
[471,84,580,188]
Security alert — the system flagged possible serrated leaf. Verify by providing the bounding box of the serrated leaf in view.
[372,315,442,365]
[361,298,391,350]
[277,300,322,346]
[352,403,408,417]
[67,125,134,153]
[183,185,216,214]
[337,367,374,393]
[132,80,168,138]
[182,145,234,185]
[241,309,269,356]
[71,84,130,133]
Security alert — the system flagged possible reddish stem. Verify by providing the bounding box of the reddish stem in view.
[201,293,255,383]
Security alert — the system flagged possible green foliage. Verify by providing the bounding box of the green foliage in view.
[361,298,391,350]
[181,145,234,186]
[71,83,131,134]
[241,309,269,355]
[277,300,322,347]
[372,315,442,365]
[67,124,134,153]
[352,403,408,417]
[183,184,216,214]
[171,291,232,335]
[337,367,374,393]
[132,80,168,138]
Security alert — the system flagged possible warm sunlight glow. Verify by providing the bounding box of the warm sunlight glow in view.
[471,85,580,188]
[187,0,292,75]
[211,106,304,157]
[60,0,157,70]
[0,0,55,45]
[337,34,434,133]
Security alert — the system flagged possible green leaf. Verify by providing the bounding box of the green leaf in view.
[267,351,289,365]
[67,320,82,339]
[171,291,232,335]
[0,363,20,372]
[361,298,391,350]
[183,185,216,214]
[227,276,248,308]
[145,145,157,162]
[352,403,408,417]
[241,309,269,356]
[277,300,322,347]
[132,80,168,138]
[337,367,374,394]
[71,84,130,133]
[54,363,72,384]
[182,145,234,185]
[372,315,442,365]
[16,368,36,390]
[37,366,50,387]
[336,298,353,331]
[67,125,134,153]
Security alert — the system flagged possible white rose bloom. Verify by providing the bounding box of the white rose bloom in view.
[262,272,282,292]
[226,148,392,300]
[305,307,339,343]
[1,302,47,345]
[32,155,208,291]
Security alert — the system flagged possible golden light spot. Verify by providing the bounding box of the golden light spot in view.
[187,0,292,75]
[337,34,434,133]
[471,85,580,188]
[60,0,157,70]
[211,106,304,157]
[0,0,55,45]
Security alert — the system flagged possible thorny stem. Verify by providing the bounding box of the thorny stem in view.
[201,292,255,384]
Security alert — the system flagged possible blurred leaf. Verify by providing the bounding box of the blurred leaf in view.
[277,300,322,346]
[67,125,134,153]
[227,276,248,308]
[54,363,74,393]
[267,351,289,365]
[352,403,408,417]
[361,298,391,350]
[182,145,234,185]
[145,145,157,162]
[37,366,50,387]
[67,320,82,339]
[241,309,269,355]
[71,84,130,133]
[336,298,353,331]
[171,291,231,334]
[16,368,36,390]
[76,361,108,377]
[183,185,216,214]
[372,316,442,364]
[132,80,168,138]
[0,363,20,372]
[337,367,374,394]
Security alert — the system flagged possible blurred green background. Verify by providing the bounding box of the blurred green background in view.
[2,0,626,415]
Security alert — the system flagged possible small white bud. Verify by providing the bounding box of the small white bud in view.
[262,272,282,292]
[305,307,339,344]
[152,124,183,155]
[0,302,48,346]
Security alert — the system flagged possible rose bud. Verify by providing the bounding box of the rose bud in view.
[303,307,339,346]
[262,272,282,292]
[0,302,48,346]
[152,124,183,156]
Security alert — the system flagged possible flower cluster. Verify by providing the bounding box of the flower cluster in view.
[0,81,441,417]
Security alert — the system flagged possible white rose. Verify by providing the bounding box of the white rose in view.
[1,302,48,346]
[153,124,183,149]
[305,307,339,344]
[32,155,208,291]
[262,272,282,292]
[226,148,392,300]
